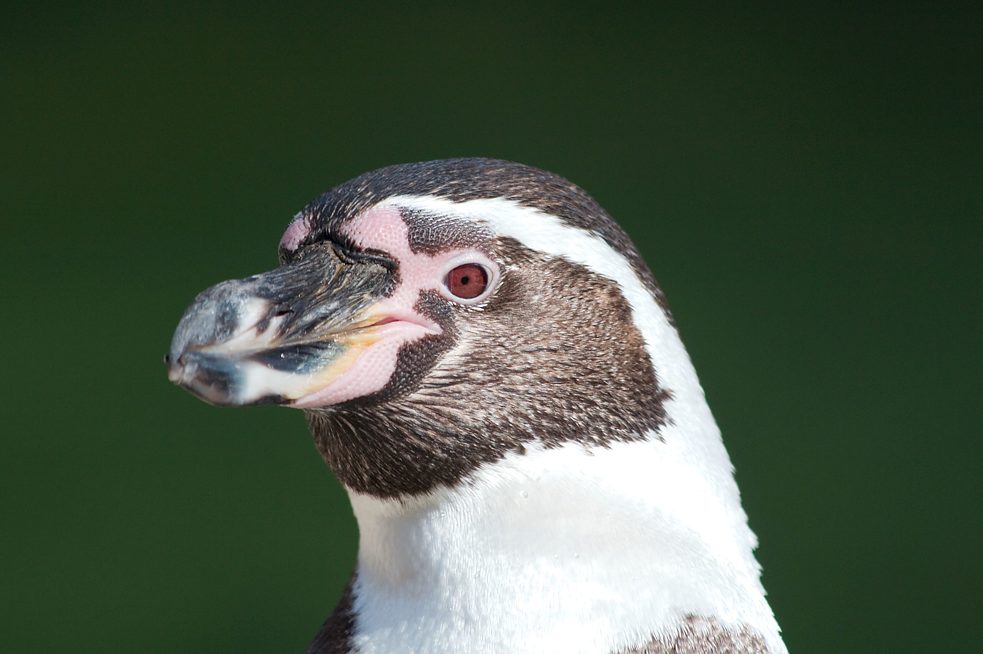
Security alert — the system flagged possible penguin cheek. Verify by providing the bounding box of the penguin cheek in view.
[294,292,463,409]
[290,329,420,408]
[289,301,442,409]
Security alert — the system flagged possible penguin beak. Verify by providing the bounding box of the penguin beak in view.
[166,244,437,407]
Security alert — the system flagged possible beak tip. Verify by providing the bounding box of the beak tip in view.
[166,350,202,389]
[164,353,180,382]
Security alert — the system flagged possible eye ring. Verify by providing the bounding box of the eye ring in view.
[438,254,500,305]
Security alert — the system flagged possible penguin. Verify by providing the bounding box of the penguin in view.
[167,158,787,654]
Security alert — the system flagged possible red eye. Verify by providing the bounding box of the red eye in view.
[445,263,489,300]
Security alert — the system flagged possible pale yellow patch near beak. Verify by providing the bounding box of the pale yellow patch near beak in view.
[292,329,381,398]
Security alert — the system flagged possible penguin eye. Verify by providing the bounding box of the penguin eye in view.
[445,263,489,300]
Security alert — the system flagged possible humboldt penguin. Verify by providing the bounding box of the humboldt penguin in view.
[167,158,787,654]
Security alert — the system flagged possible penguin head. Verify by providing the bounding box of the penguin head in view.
[168,159,671,496]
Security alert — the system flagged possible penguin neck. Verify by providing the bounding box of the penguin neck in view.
[344,407,785,654]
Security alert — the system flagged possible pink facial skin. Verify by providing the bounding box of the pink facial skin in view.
[291,206,495,408]
[279,213,312,253]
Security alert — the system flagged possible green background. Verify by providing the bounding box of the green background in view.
[2,3,979,652]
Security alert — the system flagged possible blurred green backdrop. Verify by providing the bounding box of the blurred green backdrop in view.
[2,3,979,652]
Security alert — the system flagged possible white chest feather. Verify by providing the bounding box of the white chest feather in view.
[348,428,785,654]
